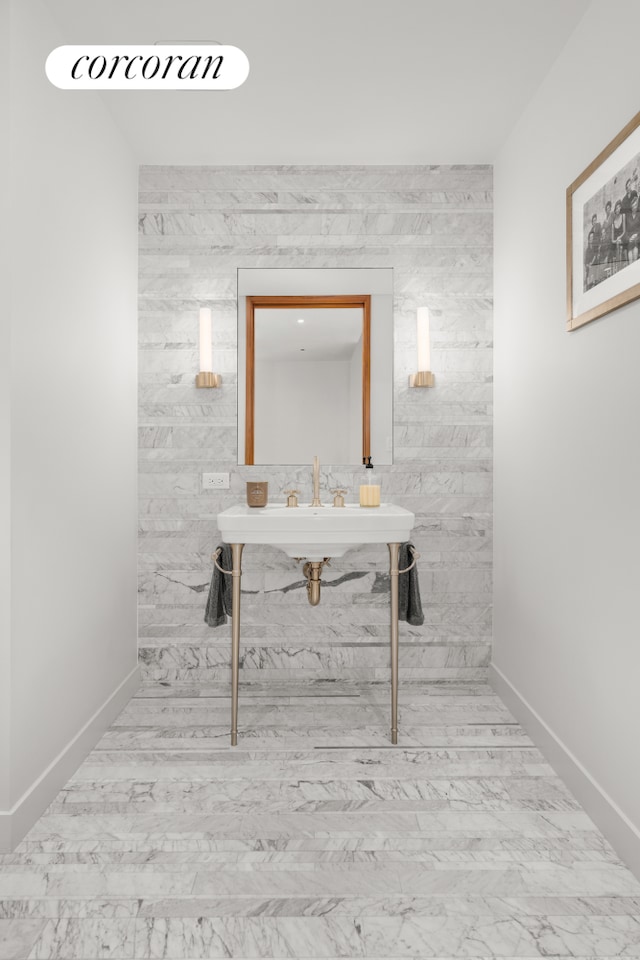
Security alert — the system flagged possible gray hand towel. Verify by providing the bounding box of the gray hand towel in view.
[398,542,424,626]
[204,544,233,627]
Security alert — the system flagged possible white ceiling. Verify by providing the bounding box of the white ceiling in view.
[48,0,590,164]
[255,308,363,362]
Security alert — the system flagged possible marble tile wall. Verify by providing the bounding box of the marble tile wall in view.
[138,165,493,683]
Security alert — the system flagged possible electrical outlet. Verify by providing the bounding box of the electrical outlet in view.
[202,472,230,490]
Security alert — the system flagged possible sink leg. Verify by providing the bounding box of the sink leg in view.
[388,542,401,745]
[230,543,244,747]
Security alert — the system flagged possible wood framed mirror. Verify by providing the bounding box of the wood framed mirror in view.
[244,295,371,466]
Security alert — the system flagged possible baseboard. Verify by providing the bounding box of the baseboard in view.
[0,664,140,852]
[489,662,640,880]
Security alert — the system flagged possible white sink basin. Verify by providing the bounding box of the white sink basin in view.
[217,503,415,560]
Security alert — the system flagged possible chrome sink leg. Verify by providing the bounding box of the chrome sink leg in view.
[230,543,244,746]
[388,542,401,745]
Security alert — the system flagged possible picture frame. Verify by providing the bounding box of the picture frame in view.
[567,110,640,331]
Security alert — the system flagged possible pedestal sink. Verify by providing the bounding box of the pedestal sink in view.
[217,502,414,560]
[215,501,416,747]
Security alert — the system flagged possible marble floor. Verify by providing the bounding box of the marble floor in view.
[1,679,639,958]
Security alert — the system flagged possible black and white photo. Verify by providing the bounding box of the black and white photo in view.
[567,109,640,329]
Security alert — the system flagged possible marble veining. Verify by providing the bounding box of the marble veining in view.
[138,164,493,686]
[2,680,639,958]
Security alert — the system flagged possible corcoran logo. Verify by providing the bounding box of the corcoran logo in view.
[45,45,249,90]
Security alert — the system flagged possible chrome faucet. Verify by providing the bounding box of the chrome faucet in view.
[310,455,323,507]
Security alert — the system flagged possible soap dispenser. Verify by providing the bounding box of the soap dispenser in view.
[359,457,381,507]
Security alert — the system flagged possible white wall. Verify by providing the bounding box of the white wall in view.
[254,359,351,464]
[348,338,362,462]
[494,0,640,868]
[2,0,139,847]
[0,0,11,827]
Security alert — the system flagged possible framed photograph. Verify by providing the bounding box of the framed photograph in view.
[567,110,640,331]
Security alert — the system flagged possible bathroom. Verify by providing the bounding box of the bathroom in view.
[3,0,640,956]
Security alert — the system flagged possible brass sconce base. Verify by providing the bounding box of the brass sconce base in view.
[409,371,435,388]
[195,372,221,388]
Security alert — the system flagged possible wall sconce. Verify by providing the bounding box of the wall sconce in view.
[195,307,221,388]
[409,306,435,387]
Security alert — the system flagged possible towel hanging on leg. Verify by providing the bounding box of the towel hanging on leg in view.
[204,543,233,627]
[398,542,424,626]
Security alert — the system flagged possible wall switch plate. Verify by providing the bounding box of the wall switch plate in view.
[202,472,230,490]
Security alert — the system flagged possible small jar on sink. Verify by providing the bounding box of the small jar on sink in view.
[246,482,268,507]
[359,471,380,507]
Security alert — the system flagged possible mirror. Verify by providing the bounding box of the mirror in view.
[237,269,393,466]
[245,296,370,465]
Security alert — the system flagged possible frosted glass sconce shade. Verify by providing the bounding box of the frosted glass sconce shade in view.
[196,307,221,388]
[410,306,435,387]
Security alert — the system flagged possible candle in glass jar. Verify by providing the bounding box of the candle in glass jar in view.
[360,472,380,507]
